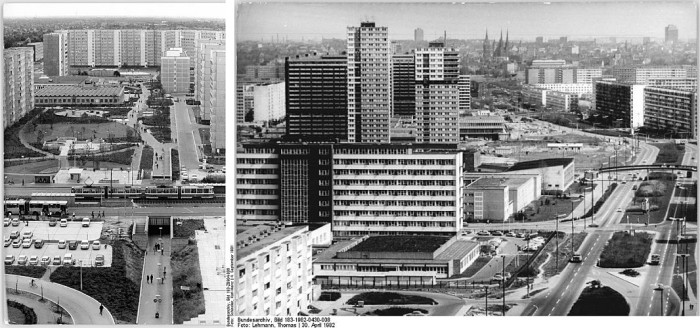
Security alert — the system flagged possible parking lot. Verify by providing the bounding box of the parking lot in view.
[3,220,112,267]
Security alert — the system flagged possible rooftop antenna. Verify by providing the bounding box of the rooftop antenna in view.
[444,30,447,47]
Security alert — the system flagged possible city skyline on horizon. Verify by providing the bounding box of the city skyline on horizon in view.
[3,2,226,19]
[236,1,697,42]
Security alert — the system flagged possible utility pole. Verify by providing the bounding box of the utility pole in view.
[485,285,489,316]
[555,214,559,272]
[502,255,506,316]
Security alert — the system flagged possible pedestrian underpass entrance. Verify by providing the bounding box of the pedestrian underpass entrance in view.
[148,216,172,237]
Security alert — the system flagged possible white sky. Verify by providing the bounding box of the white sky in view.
[4,1,226,19]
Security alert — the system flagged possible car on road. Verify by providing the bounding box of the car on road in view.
[570,253,583,263]
[92,240,101,250]
[82,218,90,227]
[49,218,57,227]
[22,231,33,240]
[95,254,105,266]
[52,256,62,265]
[5,255,15,265]
[476,230,490,236]
[69,240,78,250]
[18,255,28,265]
[80,240,90,250]
[191,173,198,181]
[4,236,11,247]
[12,239,22,248]
[617,208,623,212]
[58,240,67,249]
[34,239,44,248]
[59,219,68,227]
[11,218,20,226]
[650,254,661,265]
[29,255,39,266]
[22,239,32,248]
[40,256,51,266]
[589,223,600,228]
[491,273,505,282]
[3,217,9,226]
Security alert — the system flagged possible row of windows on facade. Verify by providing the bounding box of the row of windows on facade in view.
[334,200,455,207]
[333,190,454,196]
[333,169,455,176]
[333,179,455,186]
[319,264,447,273]
[333,220,455,228]
[36,98,119,103]
[333,211,457,217]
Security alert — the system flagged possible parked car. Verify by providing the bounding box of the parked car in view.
[3,217,9,226]
[58,240,67,249]
[9,230,20,239]
[12,239,22,248]
[95,254,105,266]
[3,236,11,247]
[505,232,516,237]
[22,231,33,240]
[491,231,504,236]
[34,239,45,248]
[91,240,101,250]
[515,233,525,238]
[40,256,51,266]
[22,239,32,248]
[52,256,62,265]
[60,219,68,227]
[476,230,490,236]
[49,218,57,227]
[5,255,15,265]
[28,255,39,266]
[82,218,90,227]
[18,255,28,265]
[69,240,78,250]
[80,240,90,250]
[11,218,20,226]
[62,253,73,266]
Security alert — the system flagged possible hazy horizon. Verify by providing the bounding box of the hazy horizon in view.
[4,2,226,19]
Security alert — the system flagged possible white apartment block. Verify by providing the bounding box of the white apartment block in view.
[42,32,69,76]
[57,29,224,67]
[534,83,593,97]
[4,47,34,128]
[236,145,280,223]
[235,224,313,316]
[575,68,603,84]
[331,145,464,238]
[208,49,226,153]
[415,83,460,143]
[194,39,225,122]
[458,75,471,112]
[347,22,392,143]
[252,82,286,122]
[160,48,190,94]
[613,66,689,84]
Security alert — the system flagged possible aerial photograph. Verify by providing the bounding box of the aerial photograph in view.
[2,2,226,325]
[233,0,698,318]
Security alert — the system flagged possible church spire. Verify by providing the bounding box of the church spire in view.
[505,29,509,57]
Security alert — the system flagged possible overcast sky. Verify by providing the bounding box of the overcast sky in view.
[4,2,226,19]
[236,1,697,41]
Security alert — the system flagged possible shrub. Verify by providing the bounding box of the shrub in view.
[7,300,38,324]
[568,286,630,316]
[319,291,341,302]
[4,266,47,278]
[347,292,436,306]
[370,307,428,316]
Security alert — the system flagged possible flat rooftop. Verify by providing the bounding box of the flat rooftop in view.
[236,224,307,260]
[35,85,123,97]
[508,158,574,171]
[348,236,450,253]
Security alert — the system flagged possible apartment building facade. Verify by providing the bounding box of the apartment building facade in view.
[392,53,416,117]
[160,48,190,94]
[3,47,35,128]
[644,86,697,138]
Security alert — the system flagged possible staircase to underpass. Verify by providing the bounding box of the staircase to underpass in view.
[132,219,149,249]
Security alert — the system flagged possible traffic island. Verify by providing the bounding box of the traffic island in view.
[568,283,630,316]
[598,231,653,268]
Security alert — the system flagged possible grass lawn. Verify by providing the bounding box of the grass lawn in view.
[27,121,138,143]
[4,116,47,159]
[346,292,436,306]
[520,196,578,223]
[50,240,142,323]
[171,149,180,180]
[172,218,205,238]
[671,275,689,301]
[6,300,37,324]
[171,244,205,324]
[350,236,450,253]
[652,143,685,165]
[542,232,588,278]
[139,145,154,179]
[368,307,428,316]
[319,291,341,302]
[3,266,47,278]
[69,147,135,167]
[627,173,675,225]
[599,231,653,268]
[451,256,491,278]
[3,160,59,173]
[568,286,630,315]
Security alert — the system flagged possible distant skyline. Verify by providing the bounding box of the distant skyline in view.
[4,2,226,19]
[236,1,697,42]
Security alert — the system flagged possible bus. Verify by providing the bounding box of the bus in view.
[28,200,67,217]
[4,199,27,216]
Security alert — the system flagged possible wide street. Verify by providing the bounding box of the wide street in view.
[171,96,205,176]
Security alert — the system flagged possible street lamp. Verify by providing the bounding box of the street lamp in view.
[676,253,690,316]
[484,285,489,316]
[653,284,665,316]
[159,226,162,238]
[501,254,506,316]
[79,259,83,291]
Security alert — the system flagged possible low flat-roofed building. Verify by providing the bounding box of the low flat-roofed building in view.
[313,235,480,286]
[507,158,575,192]
[234,223,313,316]
[35,85,124,106]
[459,115,509,140]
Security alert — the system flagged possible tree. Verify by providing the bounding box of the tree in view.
[113,71,121,77]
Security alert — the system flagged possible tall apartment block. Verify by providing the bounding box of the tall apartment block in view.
[613,66,689,84]
[3,47,35,128]
[414,42,460,143]
[279,144,334,224]
[236,144,280,223]
[414,28,424,42]
[347,22,392,143]
[160,48,190,94]
[57,29,224,67]
[526,60,576,84]
[665,25,679,44]
[253,82,286,122]
[43,32,69,76]
[208,49,226,154]
[234,224,313,316]
[391,53,416,117]
[458,75,471,112]
[332,144,464,238]
[26,42,43,61]
[285,55,348,141]
[595,81,646,128]
[194,39,225,123]
[644,86,696,138]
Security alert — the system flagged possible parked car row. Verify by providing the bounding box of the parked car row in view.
[57,240,101,250]
[4,253,104,266]
[471,230,528,239]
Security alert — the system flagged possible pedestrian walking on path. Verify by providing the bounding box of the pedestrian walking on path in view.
[99,304,104,315]
[150,274,153,283]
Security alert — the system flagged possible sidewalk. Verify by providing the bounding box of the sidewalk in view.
[136,236,173,324]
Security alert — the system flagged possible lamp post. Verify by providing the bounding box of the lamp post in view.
[555,214,559,272]
[653,284,665,316]
[501,254,506,316]
[159,226,162,238]
[484,285,489,316]
[676,253,689,316]
[79,259,83,291]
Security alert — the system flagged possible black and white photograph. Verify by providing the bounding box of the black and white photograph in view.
[233,0,698,319]
[2,1,226,325]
